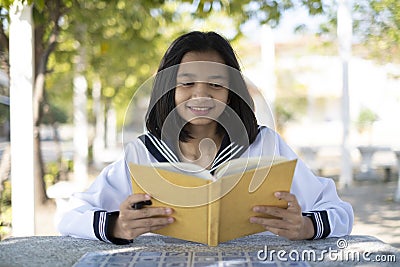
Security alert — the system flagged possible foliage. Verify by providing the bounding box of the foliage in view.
[0,0,330,211]
[356,106,378,133]
[274,62,310,131]
[1,0,328,129]
[314,0,400,63]
[43,0,326,128]
[353,0,400,63]
[43,160,70,188]
[0,180,11,240]
[274,96,308,132]
[0,103,8,124]
[41,102,68,125]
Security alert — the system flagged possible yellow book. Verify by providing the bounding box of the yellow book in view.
[129,156,297,246]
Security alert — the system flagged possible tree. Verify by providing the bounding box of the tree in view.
[353,0,400,63]
[0,0,71,204]
[314,0,400,64]
[0,0,326,206]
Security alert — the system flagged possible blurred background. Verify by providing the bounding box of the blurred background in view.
[0,0,399,248]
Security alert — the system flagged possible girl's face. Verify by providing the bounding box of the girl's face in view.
[175,51,229,127]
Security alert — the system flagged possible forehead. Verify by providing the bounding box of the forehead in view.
[177,51,228,79]
[181,51,225,64]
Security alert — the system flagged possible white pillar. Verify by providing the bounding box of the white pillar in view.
[73,44,88,190]
[337,0,353,187]
[9,2,35,236]
[259,24,276,128]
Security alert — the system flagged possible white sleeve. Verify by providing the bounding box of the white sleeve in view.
[57,158,133,244]
[57,140,151,244]
[276,133,354,239]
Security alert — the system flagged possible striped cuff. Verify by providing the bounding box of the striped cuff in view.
[93,211,132,245]
[302,210,331,240]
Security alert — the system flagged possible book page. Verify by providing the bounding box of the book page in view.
[150,162,214,180]
[214,155,289,179]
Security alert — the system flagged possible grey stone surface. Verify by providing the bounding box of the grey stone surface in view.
[0,234,399,266]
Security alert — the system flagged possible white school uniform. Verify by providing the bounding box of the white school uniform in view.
[57,126,353,244]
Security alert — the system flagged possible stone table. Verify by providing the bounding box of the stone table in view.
[0,234,399,266]
[356,146,391,180]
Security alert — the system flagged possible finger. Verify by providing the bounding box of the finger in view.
[130,216,175,230]
[125,217,174,238]
[253,206,295,219]
[121,194,151,210]
[129,224,171,238]
[274,192,301,210]
[128,194,152,209]
[274,191,295,202]
[250,217,292,230]
[250,216,303,240]
[132,207,173,220]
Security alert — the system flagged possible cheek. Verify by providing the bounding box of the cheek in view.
[174,88,185,106]
[174,89,186,116]
[216,90,229,104]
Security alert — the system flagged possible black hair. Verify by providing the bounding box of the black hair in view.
[145,31,258,146]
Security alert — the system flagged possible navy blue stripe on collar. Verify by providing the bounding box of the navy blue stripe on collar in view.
[138,133,178,163]
[209,134,245,173]
[138,128,263,171]
[210,126,265,173]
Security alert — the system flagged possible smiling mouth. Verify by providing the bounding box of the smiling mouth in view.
[188,106,212,111]
[186,106,214,115]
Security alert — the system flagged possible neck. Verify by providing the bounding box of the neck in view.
[178,122,223,169]
[185,122,219,140]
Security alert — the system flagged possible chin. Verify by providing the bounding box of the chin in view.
[187,118,217,126]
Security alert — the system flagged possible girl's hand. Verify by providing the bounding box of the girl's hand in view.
[112,194,174,240]
[249,192,314,240]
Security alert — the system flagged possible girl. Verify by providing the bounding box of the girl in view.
[58,31,353,245]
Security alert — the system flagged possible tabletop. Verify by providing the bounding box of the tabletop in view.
[0,234,399,266]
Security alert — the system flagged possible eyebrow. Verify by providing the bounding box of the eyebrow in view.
[177,72,227,80]
[177,73,196,78]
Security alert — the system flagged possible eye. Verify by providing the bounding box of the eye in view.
[177,82,195,87]
[209,83,224,89]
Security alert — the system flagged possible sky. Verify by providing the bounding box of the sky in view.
[242,6,328,43]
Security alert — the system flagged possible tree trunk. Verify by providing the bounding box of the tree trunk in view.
[32,47,49,205]
[31,0,65,204]
[33,126,47,204]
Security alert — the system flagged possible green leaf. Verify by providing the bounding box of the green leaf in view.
[34,0,45,12]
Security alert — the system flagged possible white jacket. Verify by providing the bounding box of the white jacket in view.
[58,126,353,243]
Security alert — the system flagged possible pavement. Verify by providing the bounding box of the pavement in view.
[29,177,400,249]
[339,180,400,248]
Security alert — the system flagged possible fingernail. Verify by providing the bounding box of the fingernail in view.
[274,192,281,197]
[253,207,260,212]
[250,217,256,223]
[145,194,151,200]
[165,208,172,215]
[168,217,174,223]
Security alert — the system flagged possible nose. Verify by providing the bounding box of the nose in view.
[192,82,210,98]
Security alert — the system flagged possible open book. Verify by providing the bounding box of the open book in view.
[129,156,297,246]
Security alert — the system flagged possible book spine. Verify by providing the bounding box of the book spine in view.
[207,181,221,246]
